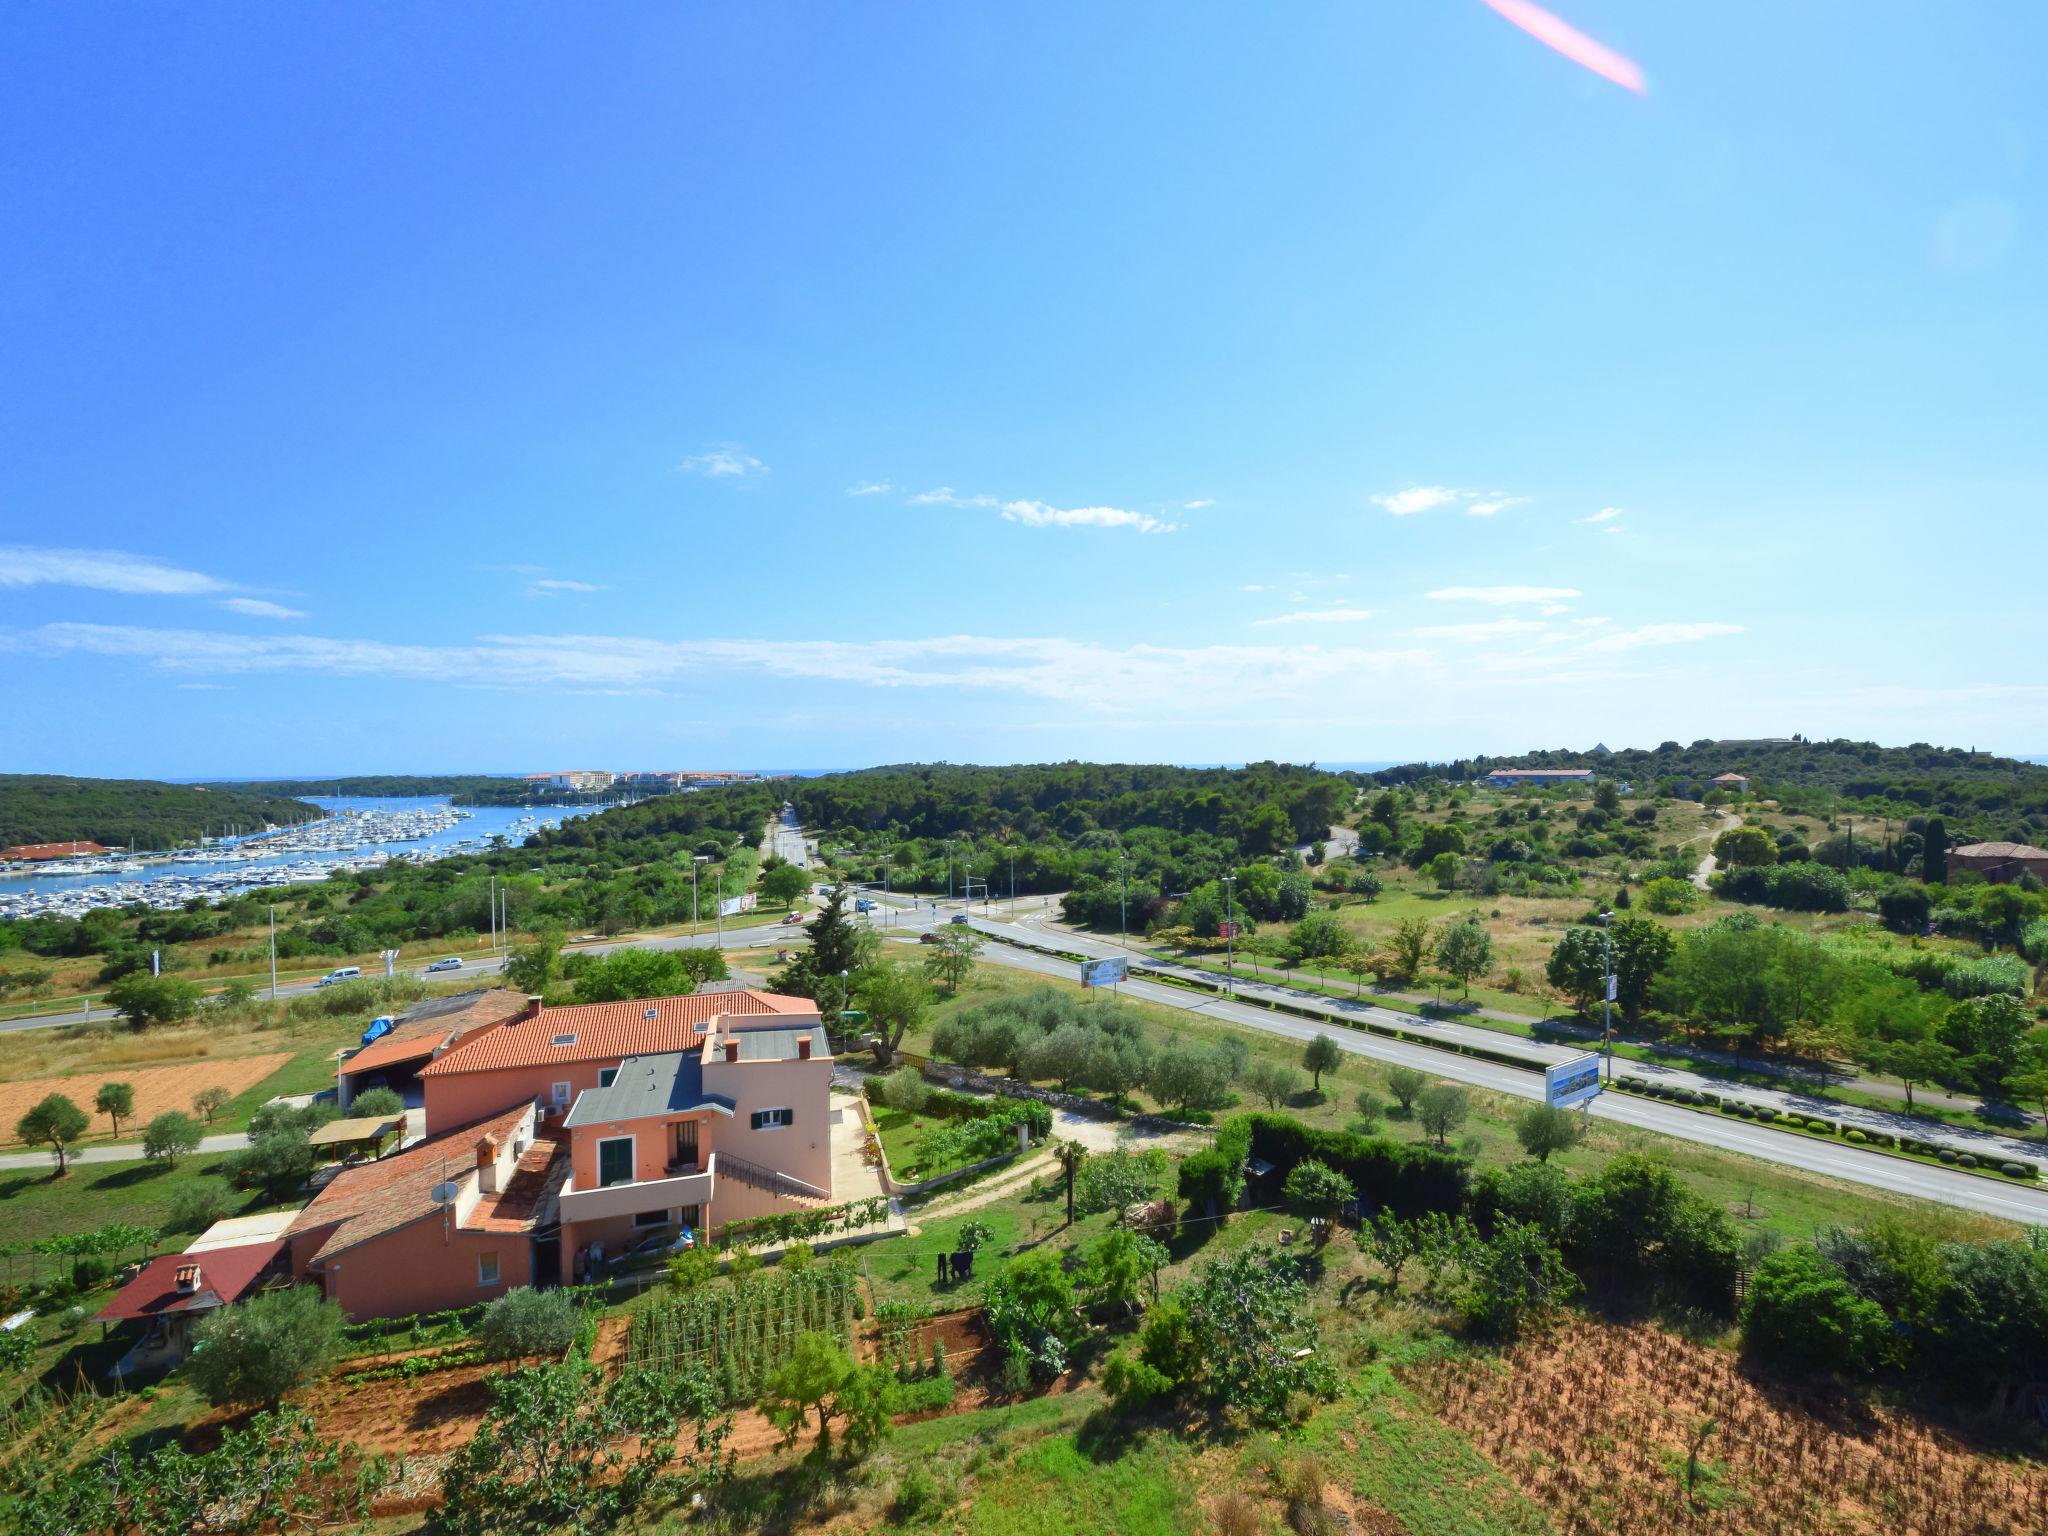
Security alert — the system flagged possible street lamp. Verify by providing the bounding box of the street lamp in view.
[838,968,850,1016]
[1116,852,1128,949]
[692,855,710,937]
[1600,908,1615,1084]
[1221,875,1237,1000]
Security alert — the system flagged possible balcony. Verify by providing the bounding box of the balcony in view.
[559,1154,716,1224]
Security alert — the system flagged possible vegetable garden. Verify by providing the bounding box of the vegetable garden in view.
[625,1266,859,1406]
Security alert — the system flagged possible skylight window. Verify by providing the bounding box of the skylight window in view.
[550,1032,578,1047]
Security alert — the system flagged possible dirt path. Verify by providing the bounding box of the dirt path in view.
[1690,808,1743,890]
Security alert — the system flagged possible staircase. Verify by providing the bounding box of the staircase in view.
[717,1152,830,1206]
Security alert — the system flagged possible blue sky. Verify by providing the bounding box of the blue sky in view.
[2,3,2043,777]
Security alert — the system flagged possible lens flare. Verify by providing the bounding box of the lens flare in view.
[1480,0,1647,95]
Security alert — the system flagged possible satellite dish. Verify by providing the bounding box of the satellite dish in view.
[429,1181,457,1205]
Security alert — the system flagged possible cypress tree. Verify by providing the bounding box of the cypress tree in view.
[1924,817,1948,884]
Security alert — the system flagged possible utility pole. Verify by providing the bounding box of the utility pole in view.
[489,874,498,954]
[1601,908,1615,1084]
[268,904,278,1001]
[691,855,705,934]
[1222,875,1237,1000]
[1008,849,1016,917]
[1117,853,1128,948]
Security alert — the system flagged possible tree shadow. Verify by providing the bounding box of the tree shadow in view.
[90,1162,173,1191]
[0,1171,39,1202]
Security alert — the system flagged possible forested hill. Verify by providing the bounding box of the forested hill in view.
[1374,739,2048,841]
[791,762,1351,846]
[0,775,320,851]
[210,774,524,802]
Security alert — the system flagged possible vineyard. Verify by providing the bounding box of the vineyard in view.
[1416,1319,2048,1536]
[625,1266,859,1406]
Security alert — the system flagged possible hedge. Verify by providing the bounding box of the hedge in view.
[1177,1113,1469,1222]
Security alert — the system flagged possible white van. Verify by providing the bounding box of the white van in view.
[314,966,362,988]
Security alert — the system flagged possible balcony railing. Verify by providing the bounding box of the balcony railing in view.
[559,1154,717,1224]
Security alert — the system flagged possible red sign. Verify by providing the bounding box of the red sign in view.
[1219,921,1239,939]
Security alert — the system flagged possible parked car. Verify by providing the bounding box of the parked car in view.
[918,931,940,944]
[425,956,464,973]
[950,913,970,925]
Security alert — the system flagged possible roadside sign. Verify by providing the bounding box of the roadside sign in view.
[718,896,743,918]
[839,1009,869,1026]
[1080,955,1129,989]
[1545,1053,1603,1110]
[1219,921,1239,940]
[1606,975,1618,1003]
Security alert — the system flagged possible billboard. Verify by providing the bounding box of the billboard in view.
[718,896,744,918]
[1544,1053,1603,1110]
[1218,921,1240,940]
[1080,955,1129,989]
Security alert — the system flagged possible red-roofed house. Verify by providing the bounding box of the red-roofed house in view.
[1,840,110,862]
[92,1238,288,1366]
[286,1101,571,1318]
[417,989,817,1135]
[336,988,530,1110]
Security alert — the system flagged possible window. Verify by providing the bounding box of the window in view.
[750,1107,793,1130]
[632,1209,671,1229]
[550,1032,578,1047]
[597,1136,635,1188]
[598,1067,618,1088]
[477,1251,500,1286]
[551,1081,571,1107]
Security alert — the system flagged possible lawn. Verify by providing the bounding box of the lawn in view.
[0,1152,279,1253]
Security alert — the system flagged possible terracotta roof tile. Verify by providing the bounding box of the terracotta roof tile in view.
[289,1103,535,1265]
[343,989,530,1077]
[417,989,814,1078]
[93,1239,284,1323]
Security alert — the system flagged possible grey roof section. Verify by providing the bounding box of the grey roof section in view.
[563,1052,735,1128]
[726,1023,831,1062]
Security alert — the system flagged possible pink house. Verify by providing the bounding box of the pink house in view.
[285,989,836,1316]
[556,1012,834,1281]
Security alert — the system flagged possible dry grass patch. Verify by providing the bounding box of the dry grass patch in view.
[0,1052,290,1144]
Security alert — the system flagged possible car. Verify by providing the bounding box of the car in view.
[855,898,877,913]
[950,913,970,925]
[918,931,940,944]
[425,957,464,973]
[781,912,803,925]
[314,966,362,988]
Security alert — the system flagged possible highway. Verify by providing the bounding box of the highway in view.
[10,849,2046,1223]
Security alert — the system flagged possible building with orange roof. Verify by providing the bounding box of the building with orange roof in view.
[336,988,530,1110]
[285,1101,571,1318]
[416,988,816,1135]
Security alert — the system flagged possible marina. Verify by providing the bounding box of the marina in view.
[0,797,590,920]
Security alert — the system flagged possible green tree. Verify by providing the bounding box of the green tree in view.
[1281,1158,1354,1244]
[1423,851,1463,890]
[192,1083,232,1124]
[1286,912,1351,982]
[1640,876,1698,915]
[503,928,564,995]
[477,1286,583,1362]
[1302,1033,1342,1093]
[1074,1145,1164,1215]
[1514,1104,1580,1162]
[1054,1139,1087,1225]
[759,1330,857,1451]
[2006,1067,2048,1144]
[440,1358,733,1534]
[185,1286,345,1408]
[1079,1226,1147,1311]
[759,861,809,909]
[17,1092,89,1174]
[1922,817,1947,883]
[1416,1082,1471,1148]
[1741,1245,1889,1377]
[224,1133,316,1200]
[1241,1057,1301,1110]
[1712,825,1778,868]
[567,946,699,1003]
[854,962,934,1067]
[875,1066,929,1114]
[1856,1036,1958,1112]
[1365,1214,1418,1289]
[1459,1219,1578,1339]
[1180,1246,1335,1425]
[348,1085,404,1118]
[143,1110,203,1166]
[1144,1043,1234,1116]
[1435,918,1493,997]
[106,973,204,1030]
[1385,1065,1427,1114]
[921,924,984,993]
[1383,917,1434,981]
[94,1080,135,1137]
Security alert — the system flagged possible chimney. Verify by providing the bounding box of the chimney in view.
[797,1036,812,1060]
[724,1039,739,1063]
[524,996,544,1022]
[174,1263,200,1294]
[477,1135,500,1193]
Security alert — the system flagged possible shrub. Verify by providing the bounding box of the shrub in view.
[875,1068,929,1115]
[2002,1163,2029,1179]
[477,1287,582,1362]
[348,1086,405,1118]
[71,1254,112,1290]
[167,1180,230,1234]
[1742,1245,1888,1377]
[184,1286,345,1407]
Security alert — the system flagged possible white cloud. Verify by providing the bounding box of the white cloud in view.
[1579,622,1743,654]
[1425,586,1582,605]
[678,445,766,478]
[1536,602,1572,617]
[847,480,894,497]
[21,622,1428,713]
[1182,498,1215,510]
[1578,507,1624,525]
[1602,526,1624,536]
[1372,485,1465,516]
[526,578,604,598]
[999,500,1178,535]
[218,598,306,619]
[1250,607,1376,628]
[909,486,997,508]
[0,546,236,597]
[1466,496,1530,518]
[1412,617,1554,643]
[1240,584,1268,593]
